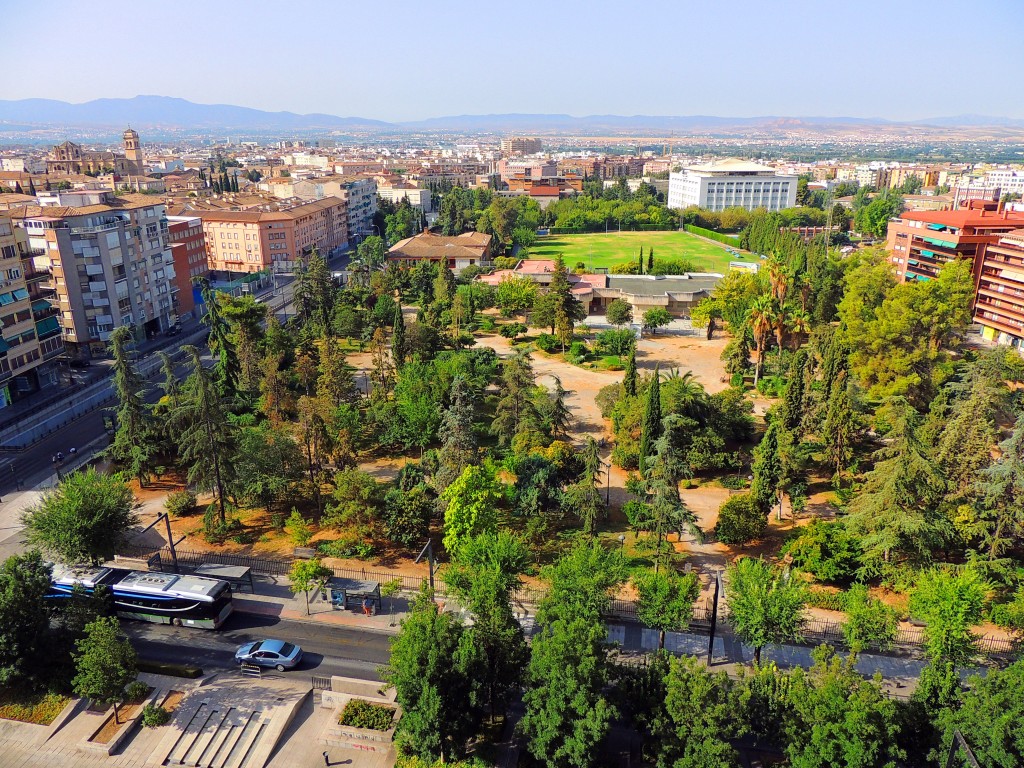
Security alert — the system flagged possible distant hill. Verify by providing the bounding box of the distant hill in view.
[0,95,389,131]
[0,96,1021,135]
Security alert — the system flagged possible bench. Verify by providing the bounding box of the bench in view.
[293,547,317,559]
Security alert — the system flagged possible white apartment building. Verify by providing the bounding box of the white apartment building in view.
[984,169,1024,196]
[377,184,432,213]
[667,159,797,212]
[284,152,330,170]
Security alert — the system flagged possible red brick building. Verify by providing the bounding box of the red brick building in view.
[166,216,208,318]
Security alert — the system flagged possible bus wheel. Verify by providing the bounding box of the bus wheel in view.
[173,618,183,627]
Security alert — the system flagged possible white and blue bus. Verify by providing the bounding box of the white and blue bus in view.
[47,565,234,630]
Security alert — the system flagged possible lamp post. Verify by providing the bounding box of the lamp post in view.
[707,570,723,666]
[617,534,626,550]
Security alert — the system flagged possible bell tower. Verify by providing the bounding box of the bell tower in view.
[122,126,142,175]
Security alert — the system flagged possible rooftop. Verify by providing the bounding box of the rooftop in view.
[898,208,1024,229]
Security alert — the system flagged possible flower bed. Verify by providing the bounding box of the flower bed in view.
[338,699,396,730]
[0,690,71,725]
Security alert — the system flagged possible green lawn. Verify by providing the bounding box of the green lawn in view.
[526,230,751,273]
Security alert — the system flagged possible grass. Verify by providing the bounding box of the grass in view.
[526,230,751,273]
[0,690,70,725]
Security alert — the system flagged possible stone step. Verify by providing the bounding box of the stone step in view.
[222,711,265,768]
[166,702,214,765]
[189,706,233,766]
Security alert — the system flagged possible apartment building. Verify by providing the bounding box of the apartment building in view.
[0,215,64,406]
[975,229,1024,347]
[11,191,178,360]
[497,159,558,182]
[983,169,1024,196]
[668,159,798,212]
[255,175,374,241]
[377,183,432,212]
[166,216,208,318]
[199,197,347,276]
[885,202,1024,347]
[500,137,542,155]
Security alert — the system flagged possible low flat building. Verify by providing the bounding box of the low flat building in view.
[387,231,492,272]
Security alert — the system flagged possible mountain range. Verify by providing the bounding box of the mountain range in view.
[1,95,1024,135]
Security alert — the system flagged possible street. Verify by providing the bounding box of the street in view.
[123,609,391,682]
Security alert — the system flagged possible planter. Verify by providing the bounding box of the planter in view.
[83,688,160,755]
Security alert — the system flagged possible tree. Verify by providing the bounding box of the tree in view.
[910,568,988,668]
[749,295,775,385]
[495,274,538,317]
[441,464,502,556]
[639,365,662,475]
[289,558,332,615]
[973,413,1024,562]
[445,531,529,721]
[642,307,673,335]
[936,661,1024,768]
[72,616,138,723]
[726,557,805,665]
[561,437,604,535]
[22,469,137,565]
[606,298,633,327]
[106,326,155,484]
[545,376,572,438]
[382,586,481,762]
[714,492,767,545]
[751,418,784,517]
[197,279,240,397]
[842,583,898,654]
[433,375,477,496]
[173,345,235,524]
[846,398,945,568]
[233,423,305,511]
[0,551,54,689]
[784,648,905,768]
[499,321,527,341]
[650,656,739,768]
[622,346,638,397]
[821,370,857,484]
[391,300,406,367]
[634,568,700,649]
[782,349,808,432]
[492,350,539,446]
[317,335,357,409]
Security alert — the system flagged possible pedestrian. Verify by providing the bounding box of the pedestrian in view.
[362,597,372,616]
[323,751,330,766]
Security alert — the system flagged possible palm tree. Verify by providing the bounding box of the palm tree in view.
[766,254,790,303]
[749,296,775,386]
[787,306,812,349]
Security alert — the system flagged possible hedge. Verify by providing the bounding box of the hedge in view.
[683,224,742,247]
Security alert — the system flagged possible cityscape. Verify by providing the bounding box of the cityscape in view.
[0,1,1022,767]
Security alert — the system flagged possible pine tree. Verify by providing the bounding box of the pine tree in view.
[623,346,638,397]
[639,366,662,475]
[392,300,406,366]
[434,375,478,497]
[492,350,539,447]
[28,177,36,196]
[433,262,455,308]
[846,398,945,567]
[547,376,572,438]
[317,335,357,409]
[106,326,155,485]
[973,413,1024,562]
[934,381,997,505]
[197,279,239,397]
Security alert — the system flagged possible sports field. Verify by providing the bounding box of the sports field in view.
[526,230,750,274]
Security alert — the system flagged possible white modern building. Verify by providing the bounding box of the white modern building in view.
[667,159,798,211]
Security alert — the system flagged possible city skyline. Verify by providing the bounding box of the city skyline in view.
[3,0,1023,123]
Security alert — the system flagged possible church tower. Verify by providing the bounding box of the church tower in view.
[122,127,142,175]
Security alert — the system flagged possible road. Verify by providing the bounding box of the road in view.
[123,609,391,682]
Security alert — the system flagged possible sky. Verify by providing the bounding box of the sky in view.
[3,0,1023,122]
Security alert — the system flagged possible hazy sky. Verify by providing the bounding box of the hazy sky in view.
[4,0,1023,121]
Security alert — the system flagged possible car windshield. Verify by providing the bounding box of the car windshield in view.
[279,643,296,657]
[248,641,264,653]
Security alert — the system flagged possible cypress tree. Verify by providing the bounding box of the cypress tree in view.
[392,300,406,367]
[751,417,783,516]
[782,349,808,432]
[639,365,662,475]
[28,178,36,196]
[638,246,644,274]
[647,247,654,273]
[623,347,638,397]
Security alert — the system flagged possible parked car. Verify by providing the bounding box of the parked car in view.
[234,639,303,671]
[68,359,91,369]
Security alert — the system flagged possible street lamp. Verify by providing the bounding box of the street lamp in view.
[617,534,626,550]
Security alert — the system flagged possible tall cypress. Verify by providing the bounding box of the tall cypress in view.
[392,300,406,367]
[638,247,644,275]
[639,365,662,475]
[783,349,808,432]
[623,347,638,397]
[647,247,654,273]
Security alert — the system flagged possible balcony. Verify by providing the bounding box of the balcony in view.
[70,219,121,236]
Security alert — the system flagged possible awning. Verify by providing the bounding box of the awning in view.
[919,250,936,258]
[927,223,947,231]
[34,316,60,337]
[31,299,52,313]
[908,260,918,266]
[923,236,956,248]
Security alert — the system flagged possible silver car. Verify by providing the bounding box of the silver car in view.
[234,639,303,671]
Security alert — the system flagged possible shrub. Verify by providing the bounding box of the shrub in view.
[493,256,518,270]
[202,506,242,544]
[609,261,640,275]
[318,536,377,559]
[782,520,861,585]
[535,333,559,353]
[124,681,150,702]
[594,328,636,356]
[804,588,850,612]
[714,493,766,544]
[141,704,171,728]
[611,443,639,471]
[600,355,624,371]
[755,375,786,398]
[566,341,589,365]
[730,372,745,388]
[719,474,750,490]
[596,383,623,417]
[165,489,197,517]
[284,508,313,547]
[622,500,652,531]
[477,316,497,332]
[648,258,696,275]
[137,660,202,678]
[338,699,396,730]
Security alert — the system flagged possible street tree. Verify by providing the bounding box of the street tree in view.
[0,551,54,689]
[841,583,898,655]
[441,464,502,556]
[289,558,332,615]
[909,568,988,668]
[633,568,700,649]
[642,307,673,335]
[606,298,633,327]
[72,616,138,723]
[726,557,806,665]
[22,469,137,565]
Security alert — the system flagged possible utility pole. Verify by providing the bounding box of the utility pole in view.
[706,570,723,666]
[415,539,436,592]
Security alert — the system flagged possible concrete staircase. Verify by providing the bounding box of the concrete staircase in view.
[164,701,269,768]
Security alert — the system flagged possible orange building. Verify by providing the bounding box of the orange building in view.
[198,197,346,276]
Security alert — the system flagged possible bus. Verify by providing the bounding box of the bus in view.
[47,565,234,630]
